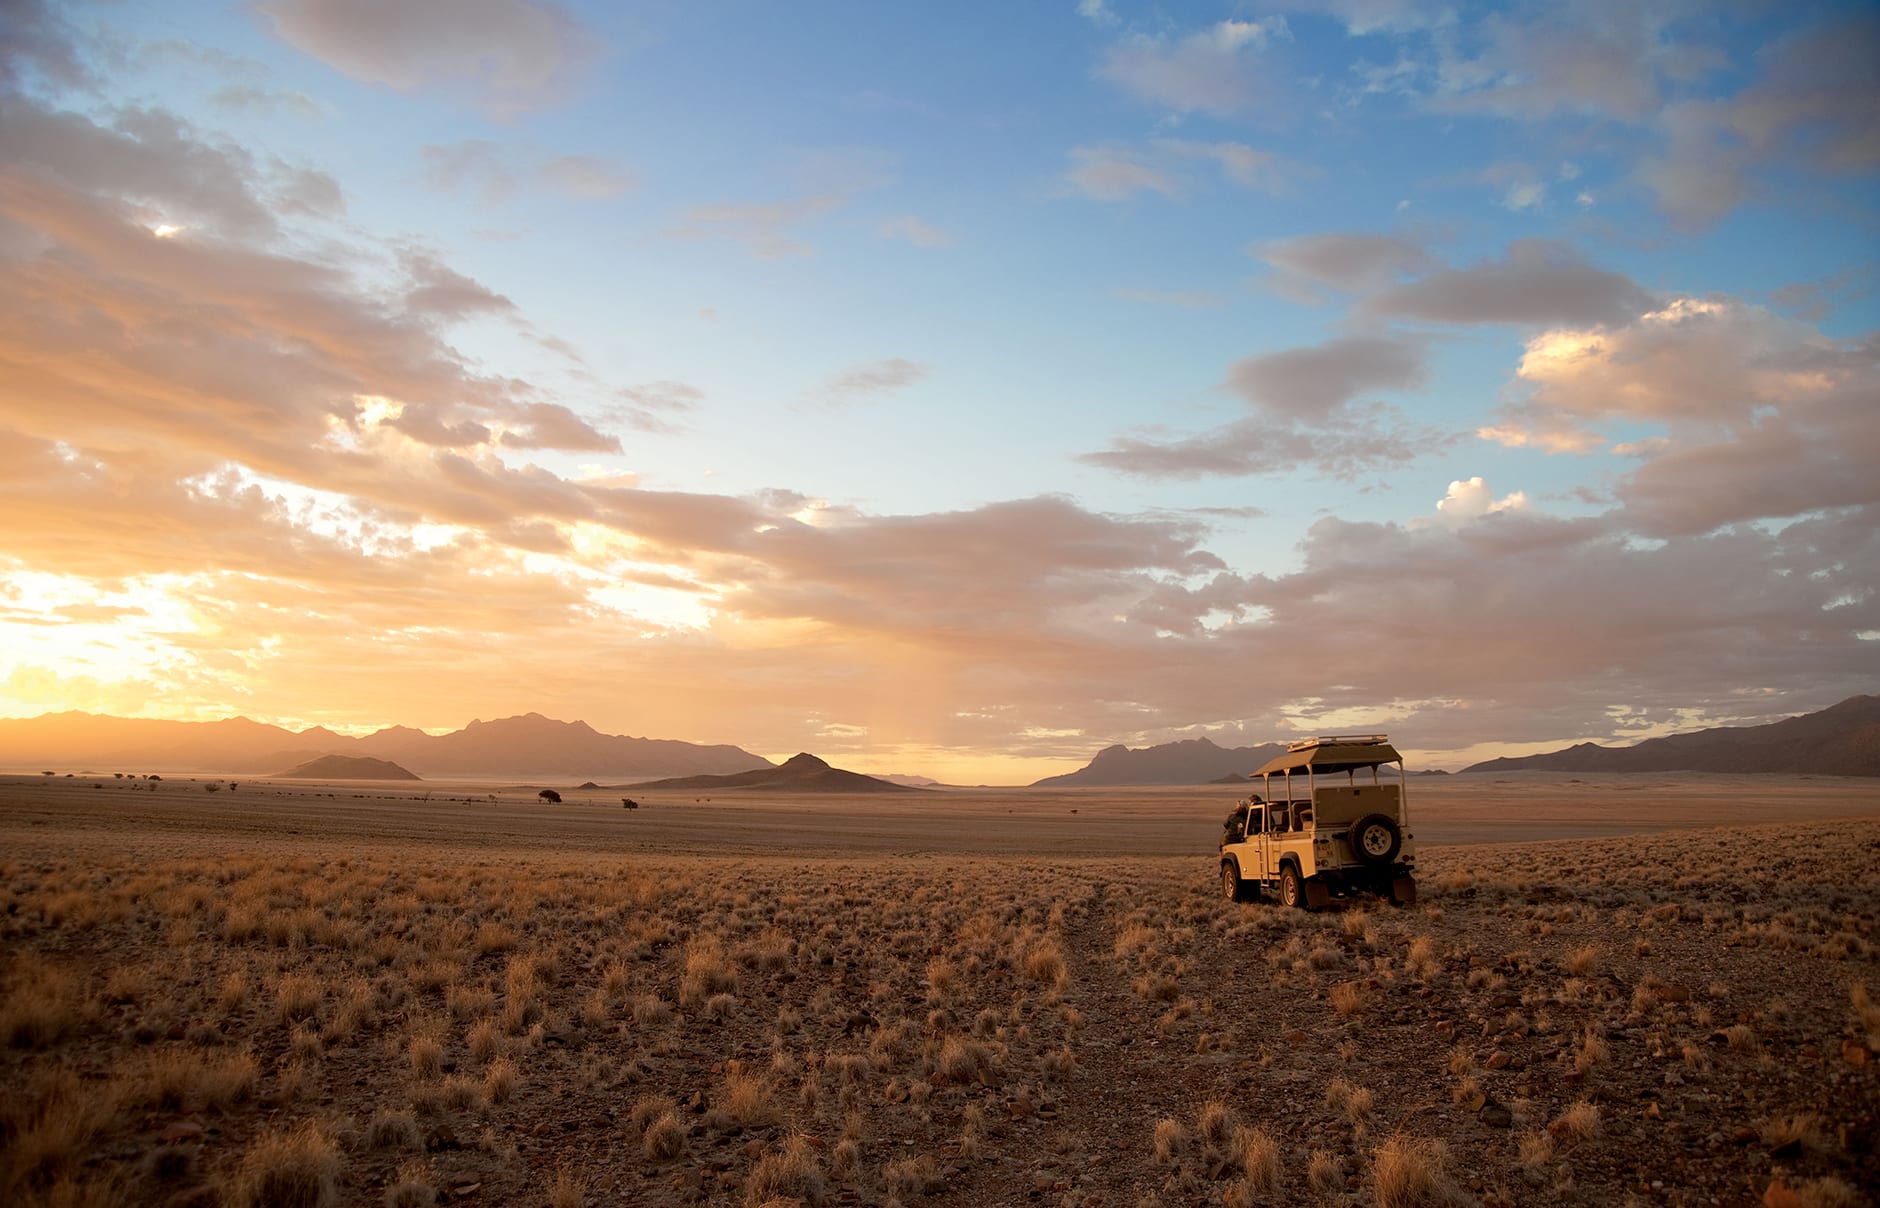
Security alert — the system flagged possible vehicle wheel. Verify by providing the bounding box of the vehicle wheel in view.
[1221,861,1247,903]
[1348,814,1402,865]
[1279,863,1308,910]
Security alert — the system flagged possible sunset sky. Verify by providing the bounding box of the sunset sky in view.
[1,0,1876,783]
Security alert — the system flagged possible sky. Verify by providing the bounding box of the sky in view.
[0,0,1876,783]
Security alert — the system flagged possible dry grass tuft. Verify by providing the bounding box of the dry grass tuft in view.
[743,1134,825,1206]
[1330,980,1373,1017]
[1372,1134,1458,1208]
[1550,1100,1602,1145]
[227,1120,339,1208]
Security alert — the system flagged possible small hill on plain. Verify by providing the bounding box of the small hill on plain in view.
[629,752,924,793]
[1460,694,1880,777]
[273,755,420,780]
[1034,737,1288,787]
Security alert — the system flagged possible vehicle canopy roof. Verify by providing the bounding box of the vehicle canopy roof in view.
[1254,734,1402,778]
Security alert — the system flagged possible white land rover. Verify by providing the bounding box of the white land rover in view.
[1218,734,1417,910]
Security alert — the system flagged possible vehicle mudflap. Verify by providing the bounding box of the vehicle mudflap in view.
[1392,875,1417,906]
[1305,879,1331,910]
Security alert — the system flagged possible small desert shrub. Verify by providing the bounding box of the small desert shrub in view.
[642,1111,686,1160]
[407,1036,443,1080]
[548,1162,584,1208]
[1236,1126,1280,1193]
[883,1154,942,1196]
[681,937,738,1008]
[1371,1134,1455,1208]
[1330,980,1372,1017]
[1152,1118,1188,1165]
[1024,941,1068,988]
[932,1034,998,1086]
[483,1057,518,1104]
[2,960,82,1048]
[218,970,251,1012]
[228,1121,339,1208]
[1761,1113,1828,1154]
[467,1018,500,1062]
[1327,1078,1374,1122]
[743,1134,824,1206]
[367,1109,422,1152]
[1724,1023,1758,1053]
[275,974,323,1024]
[474,922,516,954]
[1,1068,116,1191]
[1517,1129,1554,1172]
[1573,1029,1609,1076]
[384,1159,437,1208]
[723,1070,779,1127]
[1565,944,1599,976]
[1550,1100,1601,1145]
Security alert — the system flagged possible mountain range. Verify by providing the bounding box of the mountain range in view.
[1031,737,1288,787]
[1459,694,1880,778]
[0,711,771,780]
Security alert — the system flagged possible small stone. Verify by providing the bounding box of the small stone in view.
[1842,1040,1870,1067]
[1486,1051,1511,1070]
[159,1121,204,1144]
[1730,1126,1757,1145]
[1764,1181,1805,1208]
[1479,1102,1513,1129]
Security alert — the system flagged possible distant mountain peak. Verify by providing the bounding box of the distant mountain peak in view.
[1036,735,1287,786]
[781,752,830,770]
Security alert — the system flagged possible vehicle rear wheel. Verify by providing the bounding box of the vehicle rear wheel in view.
[1221,861,1247,903]
[1279,863,1308,910]
[1348,814,1403,865]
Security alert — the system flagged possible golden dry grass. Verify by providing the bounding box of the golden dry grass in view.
[0,774,1876,1205]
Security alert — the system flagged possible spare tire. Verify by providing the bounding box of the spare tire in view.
[1348,813,1402,865]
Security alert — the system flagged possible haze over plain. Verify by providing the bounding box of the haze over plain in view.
[1,0,1876,783]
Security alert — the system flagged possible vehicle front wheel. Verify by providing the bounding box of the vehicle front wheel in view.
[1221,861,1248,903]
[1279,864,1309,911]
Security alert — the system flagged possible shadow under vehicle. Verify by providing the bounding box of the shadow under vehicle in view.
[1218,734,1417,910]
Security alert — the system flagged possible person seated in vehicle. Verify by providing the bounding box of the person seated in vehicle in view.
[1220,799,1263,846]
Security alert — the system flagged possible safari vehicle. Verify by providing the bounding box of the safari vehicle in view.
[1219,734,1416,910]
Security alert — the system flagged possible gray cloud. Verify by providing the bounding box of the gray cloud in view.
[1363,239,1657,327]
[422,140,633,205]
[1259,231,1437,300]
[1227,336,1429,420]
[1097,20,1287,116]
[260,0,594,116]
[819,358,930,406]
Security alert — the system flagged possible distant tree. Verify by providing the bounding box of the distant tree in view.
[148,774,161,781]
[41,771,53,776]
[622,798,639,809]
[538,789,562,803]
[204,783,220,792]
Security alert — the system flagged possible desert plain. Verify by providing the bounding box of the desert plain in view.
[2,771,1877,1208]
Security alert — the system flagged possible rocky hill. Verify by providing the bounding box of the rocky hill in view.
[1032,737,1288,787]
[629,752,923,793]
[1460,695,1880,777]
[272,755,421,780]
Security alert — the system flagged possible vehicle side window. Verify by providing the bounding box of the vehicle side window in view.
[1247,807,1264,836]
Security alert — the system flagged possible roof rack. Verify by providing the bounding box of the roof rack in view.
[1286,734,1390,752]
